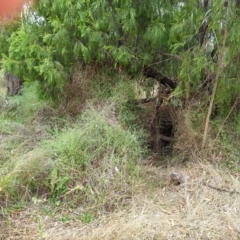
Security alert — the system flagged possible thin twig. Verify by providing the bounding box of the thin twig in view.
[202,0,230,148]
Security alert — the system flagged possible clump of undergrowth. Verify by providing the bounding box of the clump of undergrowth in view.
[0,67,148,218]
[48,104,146,207]
[0,83,58,173]
[0,103,146,213]
[173,107,204,162]
[0,82,51,123]
[62,65,143,129]
[173,103,240,170]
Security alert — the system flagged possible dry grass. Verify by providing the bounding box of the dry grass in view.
[63,65,97,116]
[174,108,204,162]
[1,162,240,240]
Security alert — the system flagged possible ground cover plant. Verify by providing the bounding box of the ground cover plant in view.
[1,0,240,239]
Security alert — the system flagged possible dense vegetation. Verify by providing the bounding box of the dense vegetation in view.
[1,1,240,239]
[0,1,238,97]
[1,0,240,142]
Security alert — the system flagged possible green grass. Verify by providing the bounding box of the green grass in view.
[1,83,49,122]
[0,75,147,212]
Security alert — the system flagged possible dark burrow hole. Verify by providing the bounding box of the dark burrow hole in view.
[146,104,177,154]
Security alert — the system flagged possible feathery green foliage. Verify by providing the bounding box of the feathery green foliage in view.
[0,0,240,121]
[1,0,174,99]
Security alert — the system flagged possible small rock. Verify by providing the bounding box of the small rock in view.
[170,171,190,185]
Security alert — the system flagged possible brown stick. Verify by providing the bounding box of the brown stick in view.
[143,66,177,89]
[202,0,230,148]
[159,134,177,142]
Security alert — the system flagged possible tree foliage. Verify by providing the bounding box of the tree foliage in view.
[0,0,240,114]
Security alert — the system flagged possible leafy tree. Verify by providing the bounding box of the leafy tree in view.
[0,0,240,122]
[0,0,176,99]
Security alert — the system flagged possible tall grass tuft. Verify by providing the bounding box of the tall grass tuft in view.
[0,103,146,210]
